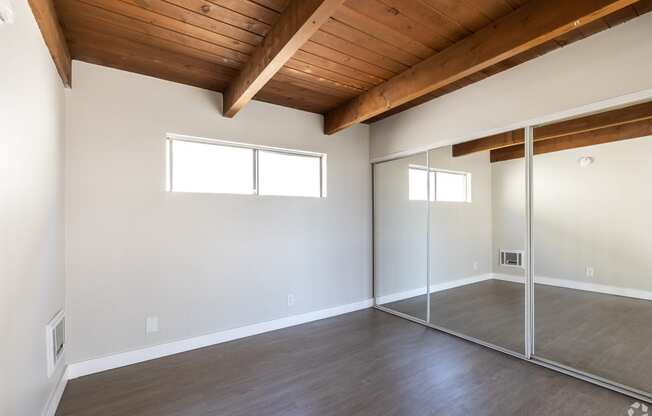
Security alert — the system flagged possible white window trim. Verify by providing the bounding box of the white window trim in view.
[166,134,327,198]
[408,164,472,203]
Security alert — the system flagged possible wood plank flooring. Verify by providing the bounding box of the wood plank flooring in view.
[57,308,645,415]
[384,279,652,395]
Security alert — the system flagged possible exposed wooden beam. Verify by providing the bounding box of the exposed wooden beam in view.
[323,0,638,135]
[453,101,652,157]
[490,118,652,162]
[28,0,72,87]
[453,130,525,157]
[222,0,344,117]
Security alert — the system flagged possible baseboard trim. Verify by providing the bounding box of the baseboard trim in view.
[67,298,373,379]
[42,365,68,416]
[376,274,493,304]
[492,273,652,300]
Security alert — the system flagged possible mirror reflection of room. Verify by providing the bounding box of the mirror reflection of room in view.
[374,141,526,354]
[373,100,652,396]
[529,106,652,394]
[374,152,429,322]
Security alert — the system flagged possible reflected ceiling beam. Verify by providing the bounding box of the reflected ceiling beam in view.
[453,101,652,157]
[323,0,638,135]
[490,117,652,162]
[28,0,72,87]
[222,0,344,117]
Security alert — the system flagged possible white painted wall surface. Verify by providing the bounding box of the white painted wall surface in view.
[64,62,372,363]
[370,13,652,161]
[0,2,66,415]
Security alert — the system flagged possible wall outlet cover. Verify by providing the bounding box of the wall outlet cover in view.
[146,316,159,334]
[287,294,295,307]
[586,266,595,278]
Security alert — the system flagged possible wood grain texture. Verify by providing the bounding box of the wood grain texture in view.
[490,117,652,162]
[55,308,643,416]
[223,0,344,117]
[28,0,72,87]
[324,0,639,134]
[50,0,647,117]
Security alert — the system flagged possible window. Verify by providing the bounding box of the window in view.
[258,150,322,197]
[408,165,471,202]
[167,136,326,198]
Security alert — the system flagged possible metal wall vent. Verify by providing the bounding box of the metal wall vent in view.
[46,310,65,377]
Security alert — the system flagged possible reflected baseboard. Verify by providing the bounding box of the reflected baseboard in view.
[376,273,493,304]
[376,273,652,305]
[492,273,652,301]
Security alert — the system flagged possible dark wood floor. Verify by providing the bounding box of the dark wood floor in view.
[384,279,652,394]
[57,308,645,416]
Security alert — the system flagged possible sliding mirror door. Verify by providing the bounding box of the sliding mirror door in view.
[427,142,526,354]
[374,153,428,321]
[532,116,652,394]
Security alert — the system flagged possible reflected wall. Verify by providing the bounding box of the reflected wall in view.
[427,145,525,354]
[374,152,428,321]
[531,135,652,394]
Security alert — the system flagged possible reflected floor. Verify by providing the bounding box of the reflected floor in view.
[382,279,652,394]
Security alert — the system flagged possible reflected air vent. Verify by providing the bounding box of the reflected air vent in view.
[500,250,524,268]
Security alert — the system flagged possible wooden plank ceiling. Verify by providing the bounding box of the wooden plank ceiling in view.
[46,0,652,128]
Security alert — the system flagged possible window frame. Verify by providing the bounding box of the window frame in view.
[166,134,327,198]
[408,164,472,203]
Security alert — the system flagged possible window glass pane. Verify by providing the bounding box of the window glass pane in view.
[258,151,321,197]
[171,140,254,194]
[436,171,467,202]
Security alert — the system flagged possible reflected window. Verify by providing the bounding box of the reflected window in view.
[408,166,471,202]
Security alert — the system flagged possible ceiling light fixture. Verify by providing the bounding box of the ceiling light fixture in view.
[578,156,594,168]
[0,0,14,25]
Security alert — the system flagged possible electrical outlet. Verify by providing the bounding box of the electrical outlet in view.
[287,294,295,307]
[473,261,479,271]
[146,316,159,334]
[586,266,595,278]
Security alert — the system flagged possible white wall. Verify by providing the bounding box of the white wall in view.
[0,2,66,415]
[493,137,652,291]
[64,61,372,363]
[370,13,652,160]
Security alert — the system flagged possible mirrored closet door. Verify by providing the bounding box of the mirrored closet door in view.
[427,143,526,355]
[372,101,652,400]
[374,152,429,322]
[532,114,652,395]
